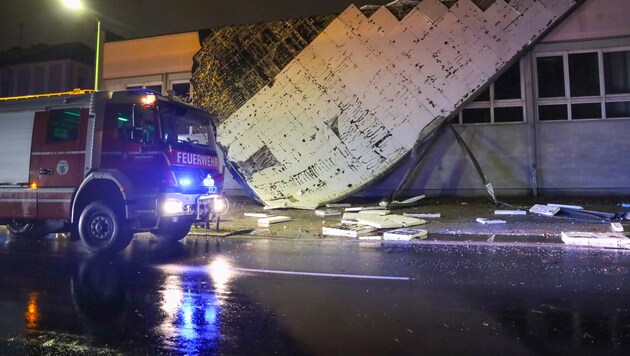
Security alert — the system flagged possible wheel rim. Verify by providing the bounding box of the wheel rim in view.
[89,213,113,242]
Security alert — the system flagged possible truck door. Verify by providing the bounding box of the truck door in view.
[29,108,88,219]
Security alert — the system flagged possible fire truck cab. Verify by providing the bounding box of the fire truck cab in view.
[0,89,225,253]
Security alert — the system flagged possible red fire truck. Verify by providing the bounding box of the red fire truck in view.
[0,89,225,253]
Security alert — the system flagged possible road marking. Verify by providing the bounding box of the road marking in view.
[232,267,411,281]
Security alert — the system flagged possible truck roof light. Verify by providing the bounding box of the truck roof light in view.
[142,94,156,105]
[29,182,38,189]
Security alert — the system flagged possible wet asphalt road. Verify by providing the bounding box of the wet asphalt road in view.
[1,233,630,355]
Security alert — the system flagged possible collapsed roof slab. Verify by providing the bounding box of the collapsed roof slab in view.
[193,0,581,209]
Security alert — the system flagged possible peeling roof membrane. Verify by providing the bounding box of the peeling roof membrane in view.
[193,0,579,209]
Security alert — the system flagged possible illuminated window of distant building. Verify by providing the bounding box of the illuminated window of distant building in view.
[460,61,524,124]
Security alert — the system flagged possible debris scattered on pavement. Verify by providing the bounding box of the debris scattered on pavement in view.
[403,213,441,219]
[358,209,390,216]
[561,231,630,249]
[315,209,342,217]
[357,214,426,229]
[344,206,383,212]
[548,203,584,210]
[529,204,561,216]
[494,210,526,215]
[383,228,428,241]
[476,218,506,225]
[245,212,277,218]
[322,224,377,238]
[611,222,624,232]
[326,203,351,208]
[341,212,360,223]
[258,215,291,226]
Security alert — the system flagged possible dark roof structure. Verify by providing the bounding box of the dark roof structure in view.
[0,42,94,67]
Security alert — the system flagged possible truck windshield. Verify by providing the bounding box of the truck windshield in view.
[159,101,216,149]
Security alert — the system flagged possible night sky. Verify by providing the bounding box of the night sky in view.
[0,0,392,51]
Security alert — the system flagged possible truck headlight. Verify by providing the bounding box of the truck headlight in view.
[163,199,184,214]
[212,197,229,215]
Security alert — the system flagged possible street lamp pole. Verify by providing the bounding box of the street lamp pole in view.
[94,18,101,90]
[62,0,101,90]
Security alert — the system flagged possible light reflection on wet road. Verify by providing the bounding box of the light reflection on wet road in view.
[0,233,629,355]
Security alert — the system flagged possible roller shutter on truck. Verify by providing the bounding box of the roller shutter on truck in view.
[0,111,36,185]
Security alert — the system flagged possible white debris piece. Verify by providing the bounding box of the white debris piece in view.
[258,215,291,226]
[548,203,583,210]
[561,231,630,249]
[383,228,428,241]
[357,214,425,229]
[529,204,561,216]
[358,210,390,216]
[341,212,360,223]
[403,213,441,219]
[322,224,377,238]
[476,218,506,225]
[315,209,342,217]
[611,222,624,232]
[344,206,383,212]
[244,212,277,218]
[326,203,351,208]
[494,210,526,215]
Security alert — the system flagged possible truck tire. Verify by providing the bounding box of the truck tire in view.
[78,201,133,254]
[6,220,43,238]
[152,221,192,242]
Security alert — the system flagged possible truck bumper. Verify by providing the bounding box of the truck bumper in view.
[159,193,224,221]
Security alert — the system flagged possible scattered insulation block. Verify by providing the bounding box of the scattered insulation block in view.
[357,214,425,229]
[258,216,292,226]
[383,228,428,241]
[403,213,441,219]
[476,218,506,225]
[315,209,342,217]
[322,224,377,237]
[494,210,527,215]
[529,204,561,216]
[561,231,630,249]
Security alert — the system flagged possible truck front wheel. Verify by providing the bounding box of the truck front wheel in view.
[152,221,192,242]
[78,201,133,254]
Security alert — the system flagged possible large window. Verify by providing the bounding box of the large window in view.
[459,61,525,124]
[535,48,630,121]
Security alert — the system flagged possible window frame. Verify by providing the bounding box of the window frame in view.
[534,46,630,121]
[459,60,526,124]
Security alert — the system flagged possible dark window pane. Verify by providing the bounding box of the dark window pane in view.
[47,108,80,143]
[604,51,630,94]
[495,62,521,99]
[538,104,568,121]
[606,101,630,118]
[462,108,491,123]
[495,106,524,122]
[571,103,601,120]
[146,84,162,93]
[569,52,600,97]
[127,85,142,90]
[537,56,565,98]
[172,82,191,101]
[473,87,490,102]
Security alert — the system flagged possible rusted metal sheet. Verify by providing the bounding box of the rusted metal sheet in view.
[193,0,579,209]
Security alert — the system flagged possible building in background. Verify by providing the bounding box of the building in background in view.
[0,42,94,97]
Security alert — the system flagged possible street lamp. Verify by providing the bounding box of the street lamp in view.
[61,0,101,90]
